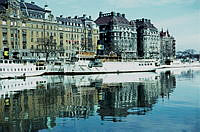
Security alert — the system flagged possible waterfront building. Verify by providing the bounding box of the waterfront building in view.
[95,12,137,59]
[0,0,99,61]
[135,18,160,59]
[56,14,99,59]
[160,30,176,64]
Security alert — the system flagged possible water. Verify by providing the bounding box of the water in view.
[0,67,199,132]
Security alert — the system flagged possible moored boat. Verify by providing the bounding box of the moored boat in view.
[45,61,65,75]
[64,59,158,75]
[0,59,47,79]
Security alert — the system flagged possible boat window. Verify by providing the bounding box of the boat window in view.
[21,68,23,71]
[7,69,9,71]
[39,67,43,70]
[0,68,2,71]
[44,67,46,70]
[5,60,8,63]
[31,68,32,71]
[36,67,38,70]
[14,69,16,71]
[0,60,3,63]
[18,68,20,71]
[9,61,12,64]
[3,68,5,71]
[24,68,26,71]
[150,63,152,65]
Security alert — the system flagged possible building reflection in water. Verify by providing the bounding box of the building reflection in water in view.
[0,71,178,131]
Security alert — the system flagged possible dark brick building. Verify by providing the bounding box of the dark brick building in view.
[95,12,137,59]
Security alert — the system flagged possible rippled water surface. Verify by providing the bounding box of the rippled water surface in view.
[0,67,199,132]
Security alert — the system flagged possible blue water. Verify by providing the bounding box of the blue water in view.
[0,68,199,132]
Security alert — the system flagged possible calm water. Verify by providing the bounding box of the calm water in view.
[0,68,200,132]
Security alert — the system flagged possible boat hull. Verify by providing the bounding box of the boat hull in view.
[0,61,46,79]
[64,61,157,75]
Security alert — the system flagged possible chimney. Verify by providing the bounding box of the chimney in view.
[83,14,86,18]
[31,1,35,4]
[122,14,125,18]
[142,18,144,22]
[89,16,91,20]
[99,12,103,17]
[117,13,120,16]
[111,11,115,16]
[60,15,63,17]
[74,16,78,19]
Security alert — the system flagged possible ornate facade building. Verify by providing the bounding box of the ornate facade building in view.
[95,12,137,59]
[160,30,176,64]
[135,18,160,59]
[0,0,99,60]
[56,15,99,59]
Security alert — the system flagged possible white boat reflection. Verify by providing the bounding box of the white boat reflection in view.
[62,72,159,87]
[0,76,47,98]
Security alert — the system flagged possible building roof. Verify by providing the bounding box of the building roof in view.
[95,12,129,25]
[56,16,83,25]
[20,2,45,12]
[160,30,171,37]
[135,18,157,30]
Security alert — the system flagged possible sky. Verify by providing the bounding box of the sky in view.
[31,0,200,52]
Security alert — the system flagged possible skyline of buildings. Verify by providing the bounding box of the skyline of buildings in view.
[0,0,176,63]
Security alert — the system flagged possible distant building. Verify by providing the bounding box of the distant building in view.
[95,12,137,59]
[160,30,176,64]
[135,18,160,59]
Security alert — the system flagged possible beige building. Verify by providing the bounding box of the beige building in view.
[0,0,99,61]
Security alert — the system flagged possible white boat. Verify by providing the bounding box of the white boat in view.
[64,59,158,75]
[0,59,47,79]
[45,61,64,75]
